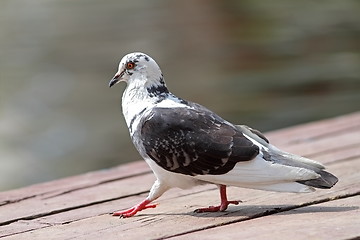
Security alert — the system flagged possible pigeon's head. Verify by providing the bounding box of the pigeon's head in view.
[109,52,164,89]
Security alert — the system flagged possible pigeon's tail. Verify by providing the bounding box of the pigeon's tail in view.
[268,146,338,189]
[194,144,338,193]
[296,169,338,189]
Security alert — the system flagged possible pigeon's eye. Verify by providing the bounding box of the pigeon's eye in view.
[126,62,136,70]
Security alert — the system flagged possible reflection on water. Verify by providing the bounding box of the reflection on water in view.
[1,0,359,190]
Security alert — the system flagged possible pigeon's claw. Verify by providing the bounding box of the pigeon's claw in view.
[194,185,241,213]
[112,199,157,218]
[194,200,240,213]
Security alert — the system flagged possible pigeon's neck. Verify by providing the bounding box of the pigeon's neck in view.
[145,74,170,97]
[122,74,171,133]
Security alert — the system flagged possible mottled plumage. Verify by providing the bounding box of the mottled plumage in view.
[141,106,259,176]
[109,52,338,218]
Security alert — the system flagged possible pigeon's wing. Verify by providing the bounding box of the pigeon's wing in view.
[235,125,269,145]
[235,124,326,170]
[140,107,259,176]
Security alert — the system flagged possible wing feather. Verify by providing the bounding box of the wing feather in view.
[140,107,259,176]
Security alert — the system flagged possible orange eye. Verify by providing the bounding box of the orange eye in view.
[126,62,135,70]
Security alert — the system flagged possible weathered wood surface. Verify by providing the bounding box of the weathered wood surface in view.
[1,112,359,240]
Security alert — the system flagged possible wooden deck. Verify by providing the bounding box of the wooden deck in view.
[1,112,359,240]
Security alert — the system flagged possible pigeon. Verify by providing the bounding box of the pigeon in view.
[108,52,338,218]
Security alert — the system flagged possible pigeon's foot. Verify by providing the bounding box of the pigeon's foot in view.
[112,199,157,218]
[194,200,240,213]
[194,184,241,213]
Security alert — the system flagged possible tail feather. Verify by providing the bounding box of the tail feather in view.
[195,126,339,192]
[269,146,325,170]
[267,146,338,189]
[297,169,338,189]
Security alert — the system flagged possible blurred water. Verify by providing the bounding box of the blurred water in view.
[1,0,359,191]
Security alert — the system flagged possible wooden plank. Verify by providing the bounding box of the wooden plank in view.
[280,130,360,161]
[0,173,156,225]
[172,195,360,240]
[0,187,211,238]
[2,157,358,240]
[266,112,360,146]
[314,144,360,163]
[0,161,151,206]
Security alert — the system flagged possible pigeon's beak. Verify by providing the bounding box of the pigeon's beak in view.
[109,70,125,88]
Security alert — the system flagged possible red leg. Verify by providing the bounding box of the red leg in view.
[194,185,241,213]
[112,199,157,218]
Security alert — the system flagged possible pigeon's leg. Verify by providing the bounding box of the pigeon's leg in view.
[194,185,240,213]
[112,180,168,218]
